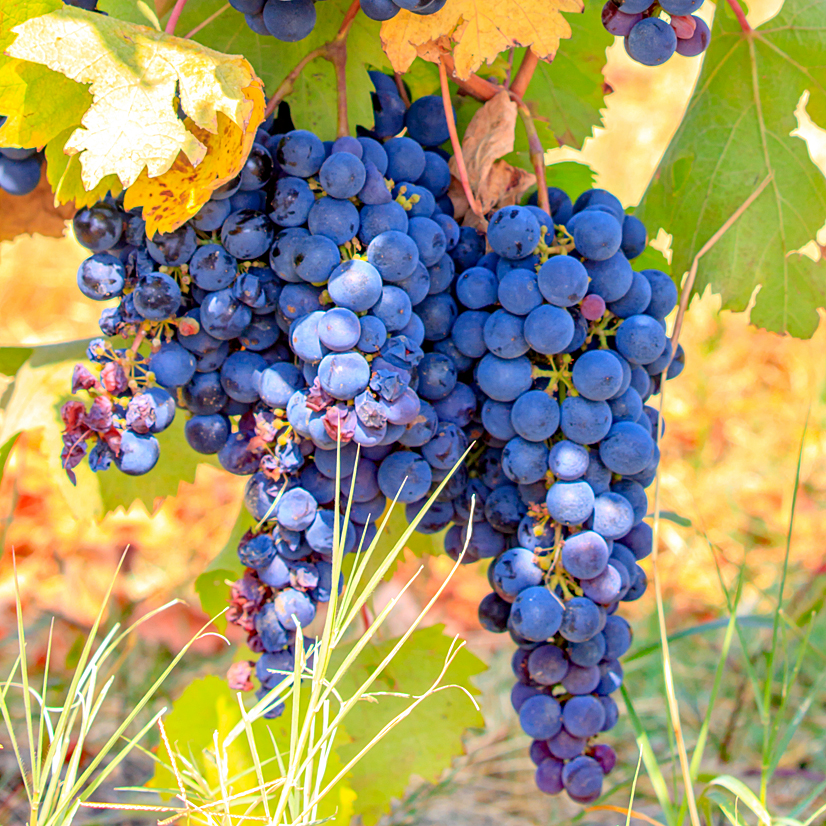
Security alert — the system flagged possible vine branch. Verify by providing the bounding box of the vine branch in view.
[509,49,538,99]
[440,55,498,101]
[726,0,752,32]
[264,0,360,133]
[438,58,483,219]
[440,53,549,216]
[394,73,411,108]
[164,0,189,35]
[515,100,549,215]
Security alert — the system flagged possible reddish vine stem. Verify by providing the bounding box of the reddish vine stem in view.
[438,58,483,219]
[327,0,360,137]
[441,54,497,101]
[329,38,350,138]
[440,53,549,216]
[394,73,411,108]
[509,49,538,98]
[164,0,189,35]
[337,0,362,34]
[264,0,360,128]
[516,100,549,214]
[726,0,752,32]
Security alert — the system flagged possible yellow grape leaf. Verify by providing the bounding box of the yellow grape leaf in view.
[46,128,122,208]
[381,0,584,79]
[6,5,264,190]
[0,0,91,149]
[124,86,264,236]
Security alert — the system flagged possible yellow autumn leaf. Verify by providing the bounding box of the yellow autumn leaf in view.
[6,5,264,191]
[124,86,264,236]
[380,0,584,79]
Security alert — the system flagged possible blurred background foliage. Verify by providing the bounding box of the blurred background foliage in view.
[1,0,826,821]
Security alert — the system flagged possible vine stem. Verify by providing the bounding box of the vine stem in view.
[440,52,547,215]
[394,73,411,108]
[438,57,483,219]
[726,0,752,32]
[263,0,360,131]
[441,55,497,101]
[328,38,350,137]
[509,48,538,98]
[164,0,188,35]
[183,2,230,39]
[515,100,549,214]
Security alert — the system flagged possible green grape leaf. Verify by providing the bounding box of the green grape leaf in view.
[546,160,597,199]
[0,347,34,378]
[148,676,356,826]
[98,0,160,28]
[637,0,826,338]
[632,242,671,275]
[173,0,392,140]
[334,624,485,825]
[195,502,253,631]
[97,414,218,516]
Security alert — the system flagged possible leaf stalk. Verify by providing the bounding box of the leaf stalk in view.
[438,57,484,219]
[164,0,189,35]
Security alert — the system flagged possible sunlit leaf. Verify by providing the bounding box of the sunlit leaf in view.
[335,624,485,825]
[45,128,123,209]
[380,0,583,80]
[0,0,91,149]
[173,0,392,140]
[638,0,826,338]
[124,104,264,236]
[6,5,264,192]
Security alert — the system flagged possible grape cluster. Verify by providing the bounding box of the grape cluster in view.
[439,191,682,802]
[602,0,710,65]
[61,86,470,711]
[63,72,684,797]
[230,0,447,44]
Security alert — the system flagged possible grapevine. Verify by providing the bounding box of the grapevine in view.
[62,65,685,800]
[1,0,824,821]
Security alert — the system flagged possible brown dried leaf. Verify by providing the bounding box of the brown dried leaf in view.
[447,177,470,222]
[484,160,536,212]
[0,168,73,242]
[449,90,536,217]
